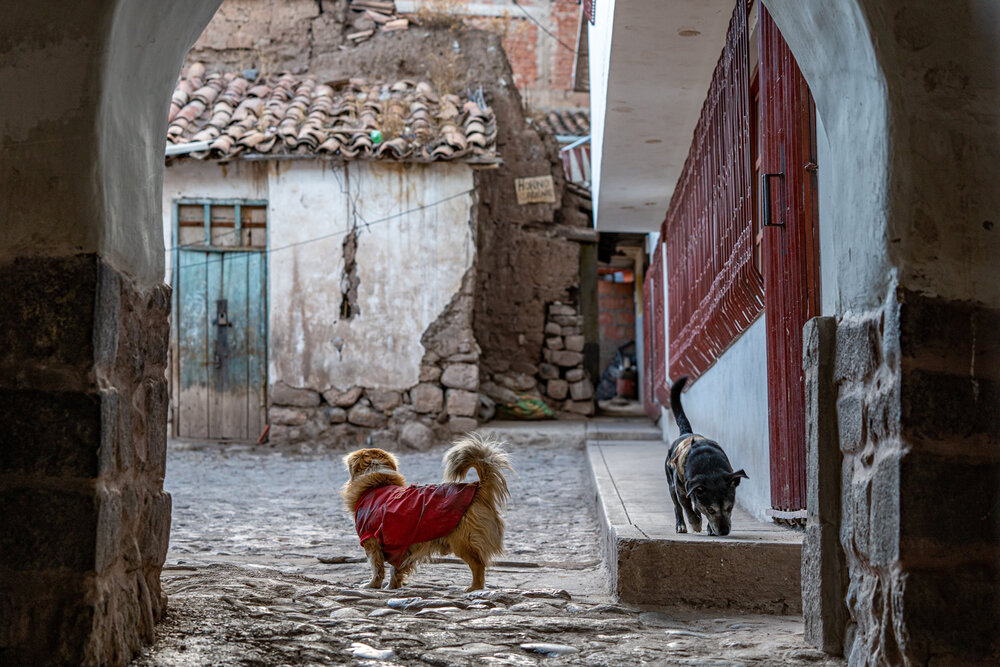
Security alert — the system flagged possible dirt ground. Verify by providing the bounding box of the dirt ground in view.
[131,437,843,666]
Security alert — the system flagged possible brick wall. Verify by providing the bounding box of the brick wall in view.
[498,18,539,91]
[549,0,580,93]
[598,280,635,373]
[449,0,586,108]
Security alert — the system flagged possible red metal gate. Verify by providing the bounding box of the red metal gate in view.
[664,0,763,384]
[759,7,820,514]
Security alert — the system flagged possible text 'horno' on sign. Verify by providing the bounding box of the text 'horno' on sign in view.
[515,175,556,205]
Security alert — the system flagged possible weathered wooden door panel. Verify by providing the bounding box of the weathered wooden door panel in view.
[760,6,820,514]
[177,249,266,440]
[245,251,267,438]
[177,249,209,437]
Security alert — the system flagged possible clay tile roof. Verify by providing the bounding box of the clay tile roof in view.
[166,63,499,163]
[535,108,590,137]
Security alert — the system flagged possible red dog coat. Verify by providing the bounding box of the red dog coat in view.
[354,483,478,567]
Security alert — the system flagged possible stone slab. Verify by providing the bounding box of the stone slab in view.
[587,440,802,613]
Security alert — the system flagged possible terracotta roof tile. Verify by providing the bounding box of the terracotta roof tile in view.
[535,108,591,137]
[166,64,499,163]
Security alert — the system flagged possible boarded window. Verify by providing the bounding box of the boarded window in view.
[177,202,267,249]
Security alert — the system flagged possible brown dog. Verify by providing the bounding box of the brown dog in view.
[341,433,512,591]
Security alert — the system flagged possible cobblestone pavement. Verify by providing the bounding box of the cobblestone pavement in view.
[132,437,843,666]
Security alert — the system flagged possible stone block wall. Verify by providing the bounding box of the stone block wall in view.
[832,287,999,664]
[0,256,172,665]
[539,301,595,417]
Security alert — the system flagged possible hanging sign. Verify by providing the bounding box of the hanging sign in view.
[515,175,556,205]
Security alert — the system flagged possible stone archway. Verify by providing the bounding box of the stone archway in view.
[763,1,1000,663]
[1,1,222,664]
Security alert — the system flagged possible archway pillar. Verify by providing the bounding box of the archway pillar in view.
[0,1,220,663]
[767,1,1000,663]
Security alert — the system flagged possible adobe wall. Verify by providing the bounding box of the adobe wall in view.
[186,0,588,109]
[768,0,1000,662]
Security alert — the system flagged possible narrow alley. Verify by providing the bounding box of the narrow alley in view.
[4,1,996,664]
[133,425,838,666]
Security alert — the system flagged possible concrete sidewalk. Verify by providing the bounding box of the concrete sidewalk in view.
[588,429,803,614]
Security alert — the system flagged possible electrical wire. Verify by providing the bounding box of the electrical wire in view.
[169,188,476,272]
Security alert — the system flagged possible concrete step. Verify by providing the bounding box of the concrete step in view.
[587,440,803,614]
[584,417,662,442]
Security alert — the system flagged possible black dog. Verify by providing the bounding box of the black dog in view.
[665,376,748,536]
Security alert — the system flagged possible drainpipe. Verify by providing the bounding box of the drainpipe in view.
[165,141,211,156]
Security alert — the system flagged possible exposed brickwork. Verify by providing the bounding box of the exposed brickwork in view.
[549,0,581,93]
[833,286,1000,664]
[501,19,540,92]
[598,280,635,372]
[0,255,172,665]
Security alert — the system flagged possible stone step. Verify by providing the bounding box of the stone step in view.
[587,440,803,614]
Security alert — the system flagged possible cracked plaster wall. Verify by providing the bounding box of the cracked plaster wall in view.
[163,159,475,394]
[268,160,475,392]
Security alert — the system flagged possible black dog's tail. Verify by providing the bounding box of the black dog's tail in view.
[670,376,693,435]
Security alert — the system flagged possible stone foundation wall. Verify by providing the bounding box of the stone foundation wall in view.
[0,255,172,666]
[833,286,999,664]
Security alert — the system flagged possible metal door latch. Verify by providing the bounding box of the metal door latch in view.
[213,299,231,371]
[762,172,785,227]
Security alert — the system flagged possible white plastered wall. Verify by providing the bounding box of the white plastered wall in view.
[660,317,772,522]
[1,0,222,288]
[163,159,475,396]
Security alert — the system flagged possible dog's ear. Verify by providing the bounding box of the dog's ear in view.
[343,450,371,478]
[381,451,400,471]
[685,479,704,497]
[729,469,749,487]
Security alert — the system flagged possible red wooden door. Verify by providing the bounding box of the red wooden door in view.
[759,7,820,514]
[642,251,666,419]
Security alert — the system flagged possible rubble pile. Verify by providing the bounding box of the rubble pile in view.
[346,1,408,44]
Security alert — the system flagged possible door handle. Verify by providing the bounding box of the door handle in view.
[213,299,230,373]
[762,172,784,227]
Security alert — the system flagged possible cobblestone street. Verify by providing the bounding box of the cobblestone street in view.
[133,437,841,666]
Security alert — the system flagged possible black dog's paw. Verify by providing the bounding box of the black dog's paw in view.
[676,523,687,534]
[690,520,703,533]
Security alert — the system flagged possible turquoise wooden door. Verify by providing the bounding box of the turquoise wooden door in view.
[174,201,267,440]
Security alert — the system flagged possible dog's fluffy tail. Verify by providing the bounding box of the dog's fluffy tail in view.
[670,376,693,436]
[443,432,512,509]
